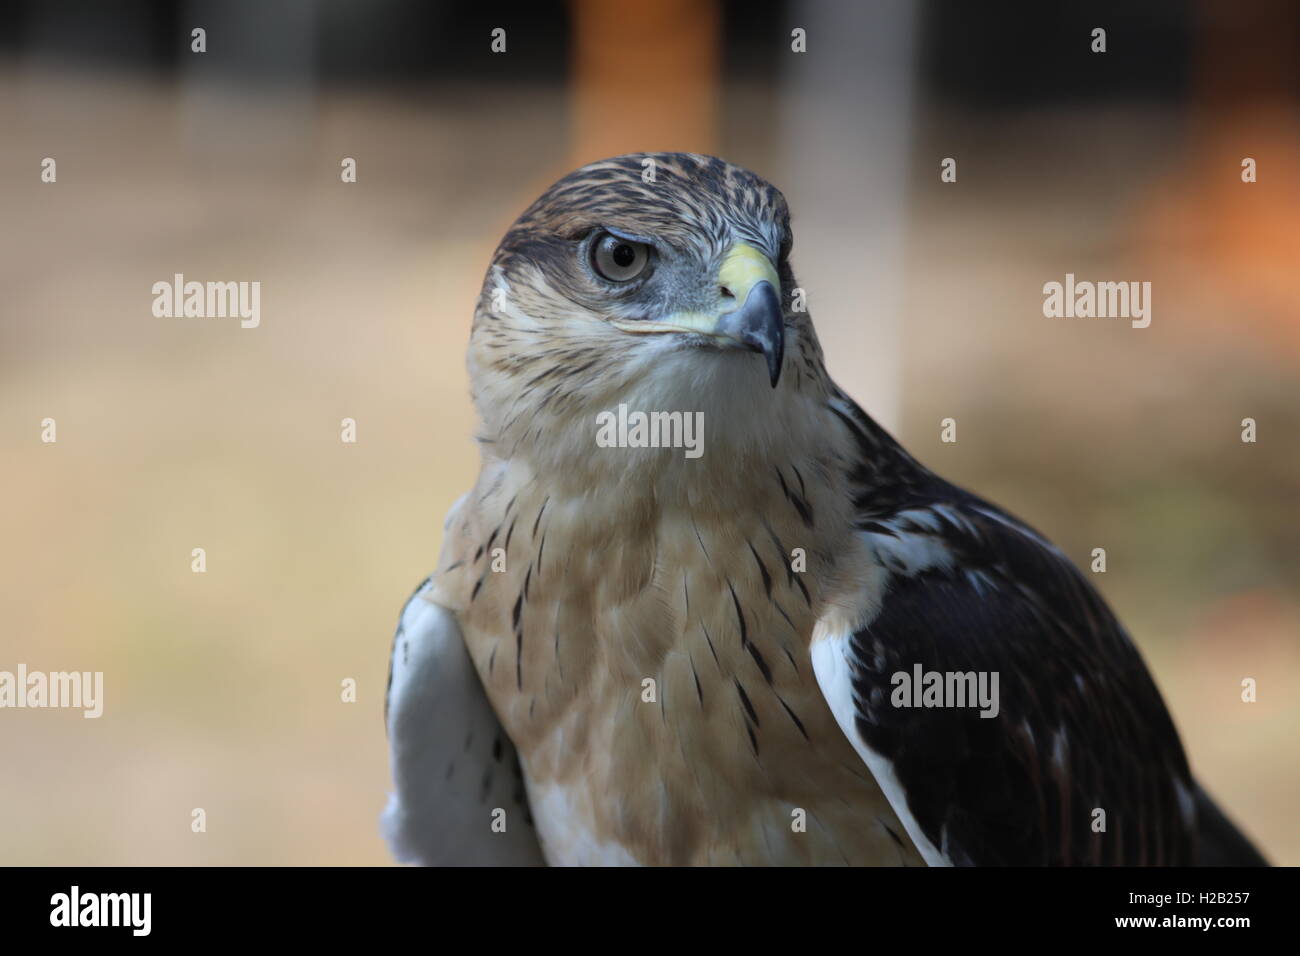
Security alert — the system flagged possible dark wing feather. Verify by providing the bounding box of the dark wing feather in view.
[850,503,1195,865]
[826,393,1264,865]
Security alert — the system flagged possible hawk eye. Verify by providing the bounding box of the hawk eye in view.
[591,232,650,282]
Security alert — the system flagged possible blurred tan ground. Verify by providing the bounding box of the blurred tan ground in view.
[0,69,1296,865]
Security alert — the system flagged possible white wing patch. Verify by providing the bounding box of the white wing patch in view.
[861,507,968,576]
[382,578,545,866]
[810,626,952,867]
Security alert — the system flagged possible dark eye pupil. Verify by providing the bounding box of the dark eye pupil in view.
[611,243,635,268]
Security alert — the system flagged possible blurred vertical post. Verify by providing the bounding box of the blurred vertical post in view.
[780,0,917,432]
[569,0,720,164]
[1185,0,1300,346]
[180,0,317,160]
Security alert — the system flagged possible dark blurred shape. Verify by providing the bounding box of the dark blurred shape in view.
[921,0,1195,106]
[1,0,570,84]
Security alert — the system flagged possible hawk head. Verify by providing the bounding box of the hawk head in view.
[469,153,830,479]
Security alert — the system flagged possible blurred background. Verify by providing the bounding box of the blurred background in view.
[0,0,1296,865]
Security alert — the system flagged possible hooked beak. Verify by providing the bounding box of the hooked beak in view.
[609,242,786,388]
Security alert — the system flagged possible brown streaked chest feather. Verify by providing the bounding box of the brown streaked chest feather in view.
[431,456,922,866]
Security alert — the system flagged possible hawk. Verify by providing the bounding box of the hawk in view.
[383,152,1266,866]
